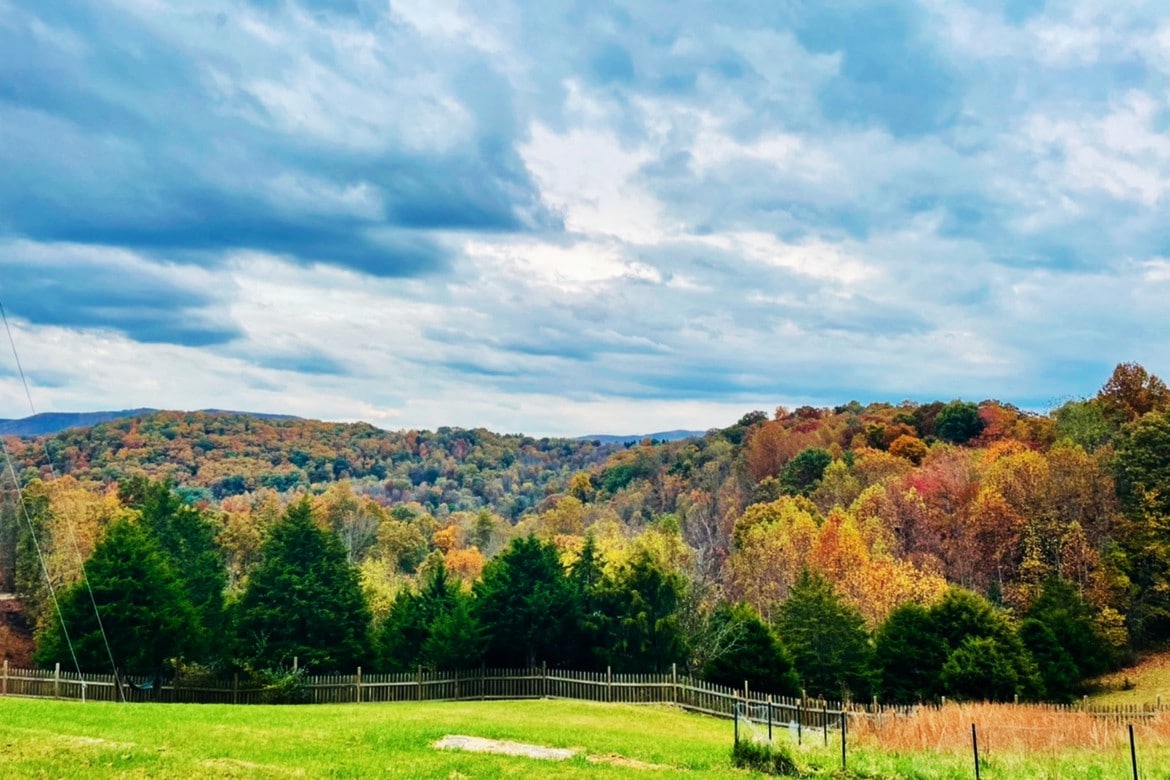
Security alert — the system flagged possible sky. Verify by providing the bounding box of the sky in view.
[1,0,1169,437]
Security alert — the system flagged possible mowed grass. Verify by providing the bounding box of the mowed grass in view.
[0,697,746,779]
[3,696,1170,779]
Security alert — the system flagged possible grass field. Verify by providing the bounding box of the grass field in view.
[2,696,1170,779]
[1090,651,1170,706]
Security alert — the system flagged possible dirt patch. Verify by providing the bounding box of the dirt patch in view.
[434,735,675,770]
[202,758,306,776]
[586,752,674,770]
[434,734,575,761]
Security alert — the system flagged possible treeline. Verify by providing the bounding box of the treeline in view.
[3,362,1170,704]
[3,413,620,517]
[24,479,1109,706]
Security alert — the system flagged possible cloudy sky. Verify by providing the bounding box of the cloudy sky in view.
[1,0,1169,436]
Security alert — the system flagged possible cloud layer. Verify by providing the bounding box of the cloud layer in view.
[2,0,1169,434]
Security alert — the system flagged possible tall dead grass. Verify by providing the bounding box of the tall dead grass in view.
[851,702,1170,754]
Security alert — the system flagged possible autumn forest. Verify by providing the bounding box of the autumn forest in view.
[2,362,1169,706]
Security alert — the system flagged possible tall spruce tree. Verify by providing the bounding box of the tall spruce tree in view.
[121,478,227,661]
[473,535,578,667]
[35,519,199,675]
[230,500,371,673]
[775,569,874,700]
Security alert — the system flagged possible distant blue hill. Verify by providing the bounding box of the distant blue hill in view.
[578,429,707,444]
[0,409,299,437]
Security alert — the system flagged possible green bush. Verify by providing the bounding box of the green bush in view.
[731,738,799,776]
[249,666,309,704]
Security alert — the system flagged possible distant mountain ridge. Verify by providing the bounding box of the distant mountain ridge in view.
[579,430,707,444]
[0,408,299,436]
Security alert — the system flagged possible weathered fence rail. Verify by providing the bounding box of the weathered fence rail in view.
[0,658,1164,723]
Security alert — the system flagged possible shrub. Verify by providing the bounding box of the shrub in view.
[731,738,799,776]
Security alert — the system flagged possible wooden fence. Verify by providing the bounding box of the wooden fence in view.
[0,658,1164,723]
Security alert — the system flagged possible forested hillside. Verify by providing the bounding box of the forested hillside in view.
[3,413,622,517]
[2,363,1169,706]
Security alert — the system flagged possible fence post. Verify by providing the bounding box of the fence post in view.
[767,695,773,743]
[454,668,460,701]
[480,663,486,701]
[355,667,362,704]
[417,665,423,701]
[744,679,750,706]
[542,661,547,699]
[797,695,803,746]
[53,662,60,699]
[972,723,980,780]
[1130,723,1138,780]
[2,659,7,697]
[232,673,239,705]
[607,666,612,703]
[823,703,828,747]
[840,710,847,771]
[672,663,678,704]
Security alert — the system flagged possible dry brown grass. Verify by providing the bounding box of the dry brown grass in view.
[851,702,1170,754]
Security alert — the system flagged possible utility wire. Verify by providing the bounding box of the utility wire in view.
[0,299,122,699]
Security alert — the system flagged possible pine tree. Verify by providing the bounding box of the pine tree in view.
[230,500,371,673]
[775,569,874,700]
[35,519,199,675]
[473,536,578,667]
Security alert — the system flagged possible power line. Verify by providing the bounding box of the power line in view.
[0,299,122,699]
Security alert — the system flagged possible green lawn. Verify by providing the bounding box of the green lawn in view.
[0,697,1167,779]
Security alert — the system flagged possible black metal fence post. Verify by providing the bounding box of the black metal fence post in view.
[1130,723,1138,780]
[972,723,980,780]
[840,710,847,770]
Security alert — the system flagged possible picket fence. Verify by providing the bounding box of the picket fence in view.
[0,659,854,722]
[0,659,1163,723]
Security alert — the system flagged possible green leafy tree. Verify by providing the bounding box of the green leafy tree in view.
[874,603,948,704]
[935,401,985,444]
[781,449,833,497]
[36,519,199,675]
[775,569,874,700]
[473,536,578,667]
[1111,410,1170,641]
[700,603,799,695]
[230,500,371,673]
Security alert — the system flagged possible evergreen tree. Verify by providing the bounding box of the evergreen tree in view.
[35,519,199,675]
[377,558,465,671]
[939,636,1021,701]
[1018,619,1080,702]
[874,603,948,703]
[1025,577,1112,679]
[569,534,609,669]
[775,569,874,700]
[420,594,484,670]
[700,603,800,695]
[121,479,227,661]
[602,550,687,672]
[928,588,1042,701]
[473,536,578,667]
[230,500,371,673]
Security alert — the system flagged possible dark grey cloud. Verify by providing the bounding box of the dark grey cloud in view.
[0,0,551,279]
[0,251,240,347]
